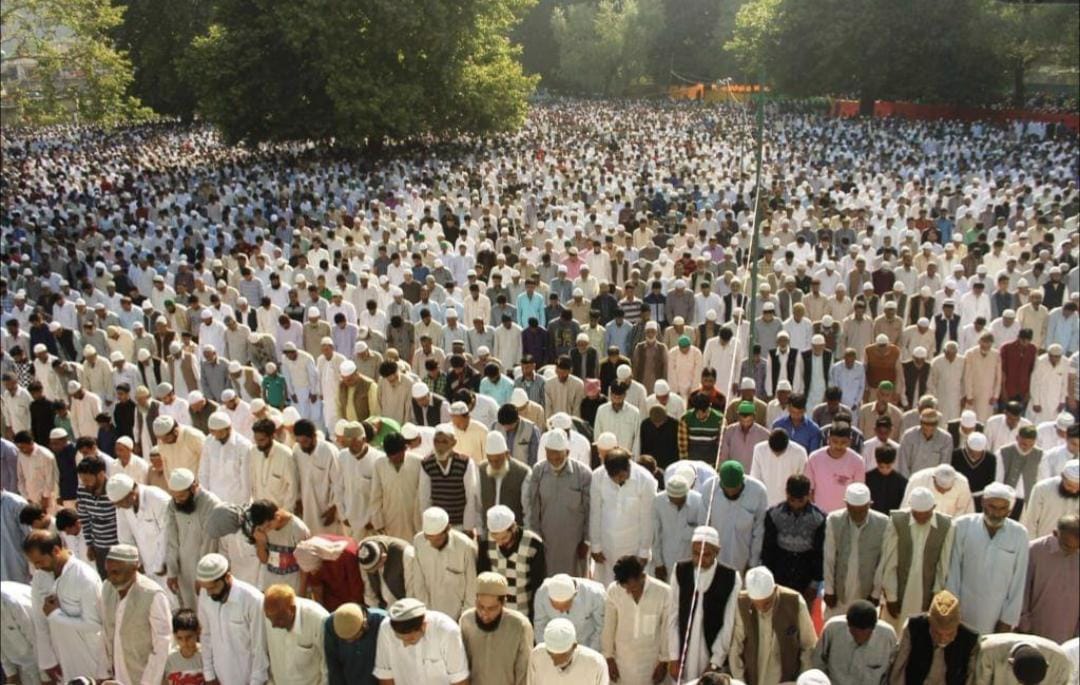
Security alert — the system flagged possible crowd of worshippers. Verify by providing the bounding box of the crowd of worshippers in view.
[0,101,1079,684]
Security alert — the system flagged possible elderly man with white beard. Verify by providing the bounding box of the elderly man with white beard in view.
[99,543,172,685]
[198,411,258,584]
[588,446,656,587]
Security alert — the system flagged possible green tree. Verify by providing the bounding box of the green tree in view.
[2,0,149,124]
[989,1,1080,107]
[112,0,212,119]
[650,0,744,84]
[550,0,663,95]
[183,0,537,146]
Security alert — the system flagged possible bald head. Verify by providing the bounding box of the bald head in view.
[264,584,297,629]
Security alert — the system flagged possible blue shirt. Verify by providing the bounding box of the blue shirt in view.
[828,361,867,411]
[325,607,385,685]
[604,320,634,356]
[773,415,824,453]
[479,375,515,408]
[516,292,546,328]
[1,489,30,582]
[1047,310,1079,356]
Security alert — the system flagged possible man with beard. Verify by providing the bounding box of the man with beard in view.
[195,552,270,685]
[946,482,1030,634]
[199,411,258,584]
[476,505,545,619]
[75,454,118,577]
[418,424,479,532]
[248,417,300,512]
[100,544,172,685]
[1021,459,1080,540]
[106,473,171,592]
[474,432,531,529]
[337,421,378,534]
[458,571,533,685]
[293,418,343,535]
[166,467,222,608]
[889,590,978,685]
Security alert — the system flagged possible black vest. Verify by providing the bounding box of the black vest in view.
[801,350,833,395]
[412,394,444,427]
[903,615,977,685]
[420,454,469,525]
[675,560,736,655]
[770,349,799,395]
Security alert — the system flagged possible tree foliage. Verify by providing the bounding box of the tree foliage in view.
[989,1,1080,106]
[2,0,149,125]
[111,0,212,119]
[182,0,537,146]
[550,0,663,95]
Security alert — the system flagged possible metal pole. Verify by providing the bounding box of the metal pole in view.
[747,66,766,354]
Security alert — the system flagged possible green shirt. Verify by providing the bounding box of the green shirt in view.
[262,375,288,409]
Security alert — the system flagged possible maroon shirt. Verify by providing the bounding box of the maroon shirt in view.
[999,339,1037,401]
[309,535,364,612]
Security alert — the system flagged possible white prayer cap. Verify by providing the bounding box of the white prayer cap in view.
[265,362,277,374]
[545,429,569,451]
[411,382,430,399]
[875,334,889,345]
[400,423,420,441]
[745,566,776,600]
[153,415,176,437]
[797,670,832,685]
[596,432,618,450]
[511,388,529,407]
[354,341,368,354]
[740,378,756,391]
[208,412,231,431]
[654,379,670,395]
[282,341,297,353]
[282,406,301,426]
[307,306,321,319]
[776,380,793,392]
[1003,309,1016,319]
[674,462,698,487]
[486,505,515,533]
[109,350,125,363]
[984,482,1015,503]
[168,468,195,491]
[169,341,183,354]
[913,346,927,359]
[250,398,266,413]
[576,333,589,343]
[544,618,577,654]
[433,423,455,437]
[106,473,136,502]
[156,382,174,399]
[811,334,826,346]
[1048,343,1064,356]
[334,420,350,438]
[616,364,631,381]
[448,401,469,416]
[966,431,987,451]
[197,553,230,582]
[228,360,242,373]
[33,344,47,354]
[844,483,872,506]
[932,464,957,487]
[115,436,134,451]
[49,428,68,441]
[1057,413,1076,430]
[485,432,508,454]
[545,574,577,602]
[706,309,718,321]
[1062,459,1079,482]
[549,412,573,430]
[339,360,356,377]
[777,331,790,340]
[107,544,140,564]
[666,475,690,498]
[389,598,427,623]
[220,389,236,403]
[66,380,82,394]
[422,507,450,536]
[908,487,936,512]
[960,410,977,428]
[917,317,930,327]
[691,525,720,548]
[83,344,97,356]
[320,336,333,347]
[200,308,213,319]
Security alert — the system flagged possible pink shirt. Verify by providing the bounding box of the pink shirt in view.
[805,447,865,513]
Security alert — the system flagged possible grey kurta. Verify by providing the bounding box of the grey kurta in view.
[165,489,222,608]
[526,459,592,576]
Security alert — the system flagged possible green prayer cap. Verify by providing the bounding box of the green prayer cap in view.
[720,461,745,488]
[878,381,895,391]
[737,401,756,415]
[678,335,691,348]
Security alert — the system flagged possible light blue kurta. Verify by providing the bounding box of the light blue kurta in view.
[1,490,30,583]
[701,476,769,573]
[946,515,1029,633]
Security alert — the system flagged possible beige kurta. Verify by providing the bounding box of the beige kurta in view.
[729,592,817,685]
[369,452,424,540]
[600,576,671,685]
[962,348,1002,421]
[927,353,965,422]
[158,425,206,477]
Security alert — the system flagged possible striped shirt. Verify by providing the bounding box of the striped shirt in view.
[76,486,118,549]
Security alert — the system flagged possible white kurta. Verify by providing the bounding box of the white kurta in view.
[600,576,671,685]
[115,485,171,582]
[316,352,345,432]
[527,643,610,684]
[1021,476,1080,540]
[373,610,471,684]
[927,354,965,422]
[294,439,343,535]
[197,578,269,685]
[589,465,656,586]
[30,558,110,680]
[1,581,39,683]
[111,583,172,685]
[666,564,741,680]
[1028,355,1069,424]
[264,597,328,685]
[945,516,1029,633]
[337,444,378,531]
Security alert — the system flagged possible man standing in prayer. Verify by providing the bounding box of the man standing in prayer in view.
[666,525,742,682]
[963,332,1002,421]
[888,590,978,685]
[589,447,656,586]
[823,483,888,620]
[879,486,955,632]
[357,535,415,611]
[529,618,609,684]
[533,573,607,652]
[458,571,533,685]
[476,505,545,619]
[652,473,704,583]
[1019,513,1080,644]
[165,467,221,608]
[946,482,1030,634]
[1021,458,1080,540]
[762,474,827,607]
[473,431,531,528]
[100,543,172,685]
[729,566,817,685]
[325,602,385,685]
[368,432,424,540]
[419,424,480,532]
[812,600,897,685]
[199,410,258,583]
[526,428,592,576]
[601,555,672,685]
[293,418,343,535]
[195,552,270,685]
[263,583,329,684]
[703,460,769,573]
[410,506,478,620]
[373,598,470,684]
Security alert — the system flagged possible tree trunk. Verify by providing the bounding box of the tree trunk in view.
[858,94,875,117]
[1012,62,1025,109]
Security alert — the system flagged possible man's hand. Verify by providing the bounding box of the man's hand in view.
[167,577,180,594]
[42,594,59,616]
[252,528,268,545]
[1033,405,1042,414]
[44,665,62,684]
[886,601,901,618]
[591,551,607,564]
[668,661,682,679]
[87,547,96,562]
[606,658,620,682]
[823,593,837,608]
[291,395,299,403]
[576,542,589,559]
[652,661,668,684]
[994,621,1013,633]
[654,566,668,582]
[309,393,318,403]
[321,505,338,526]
